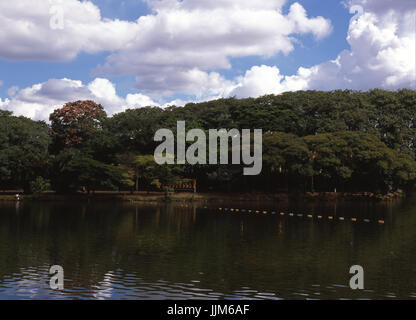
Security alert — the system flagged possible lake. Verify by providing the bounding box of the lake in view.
[0,196,416,300]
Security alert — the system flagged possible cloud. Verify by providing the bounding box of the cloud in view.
[144,0,287,11]
[0,0,332,99]
[0,78,158,121]
[0,0,332,64]
[126,93,158,109]
[133,69,237,98]
[232,0,416,98]
[288,3,334,40]
[230,65,309,98]
[0,0,139,61]
[1,0,414,119]
[93,0,332,96]
[303,2,415,91]
[346,0,415,15]
[0,67,308,120]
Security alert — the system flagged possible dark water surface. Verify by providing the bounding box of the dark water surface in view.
[1,197,416,300]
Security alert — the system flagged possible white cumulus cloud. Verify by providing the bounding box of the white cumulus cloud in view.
[0,0,414,119]
[0,78,158,121]
[93,0,332,96]
[231,0,416,98]
[0,0,139,61]
[0,0,332,100]
[231,65,311,98]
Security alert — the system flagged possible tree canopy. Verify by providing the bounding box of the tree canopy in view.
[1,89,416,194]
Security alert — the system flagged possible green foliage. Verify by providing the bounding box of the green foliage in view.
[30,177,51,195]
[50,148,129,193]
[0,111,50,192]
[107,107,164,155]
[2,90,416,194]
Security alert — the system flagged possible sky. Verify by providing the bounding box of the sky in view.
[0,0,415,121]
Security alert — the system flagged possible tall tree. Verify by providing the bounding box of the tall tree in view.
[50,100,107,153]
[0,111,51,192]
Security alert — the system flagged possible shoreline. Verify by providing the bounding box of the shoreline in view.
[0,190,406,203]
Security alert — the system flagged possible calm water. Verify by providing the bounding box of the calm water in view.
[1,197,416,300]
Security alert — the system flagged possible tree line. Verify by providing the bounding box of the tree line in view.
[1,89,416,194]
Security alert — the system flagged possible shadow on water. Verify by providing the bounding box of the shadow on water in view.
[0,197,416,299]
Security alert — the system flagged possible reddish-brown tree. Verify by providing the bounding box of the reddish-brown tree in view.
[50,100,107,150]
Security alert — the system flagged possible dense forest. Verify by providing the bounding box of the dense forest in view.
[1,89,416,195]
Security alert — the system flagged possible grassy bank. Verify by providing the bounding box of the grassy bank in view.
[0,190,406,203]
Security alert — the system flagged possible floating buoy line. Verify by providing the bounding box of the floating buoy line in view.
[215,207,385,224]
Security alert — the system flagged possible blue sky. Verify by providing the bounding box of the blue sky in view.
[0,0,351,98]
[0,0,352,97]
[0,0,414,120]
